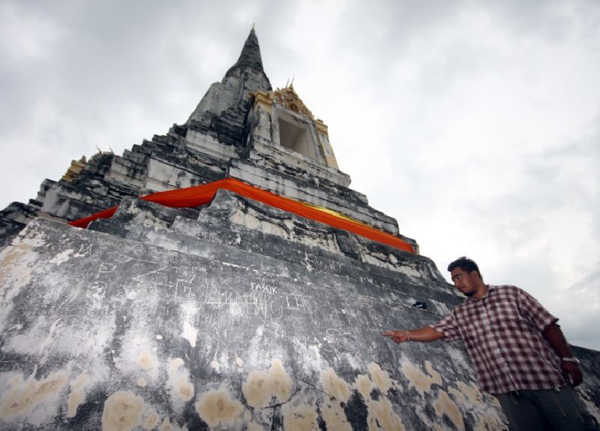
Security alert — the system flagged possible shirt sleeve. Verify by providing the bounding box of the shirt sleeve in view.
[430,312,461,341]
[516,287,558,331]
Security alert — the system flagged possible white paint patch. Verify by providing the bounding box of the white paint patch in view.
[445,345,471,373]
[399,264,421,277]
[236,357,244,367]
[343,351,361,370]
[221,261,247,269]
[289,340,325,376]
[210,361,221,373]
[307,345,324,371]
[360,251,423,276]
[360,251,398,271]
[38,318,61,365]
[180,302,198,348]
[5,317,59,359]
[48,249,74,266]
[67,373,92,418]
[0,234,44,330]
[231,204,342,253]
[430,299,452,316]
[181,321,198,348]
[115,326,159,383]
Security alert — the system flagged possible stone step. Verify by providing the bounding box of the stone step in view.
[228,158,401,236]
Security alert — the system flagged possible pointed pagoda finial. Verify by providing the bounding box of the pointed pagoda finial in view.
[225,27,266,78]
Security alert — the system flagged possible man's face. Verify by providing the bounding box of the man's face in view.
[451,267,477,297]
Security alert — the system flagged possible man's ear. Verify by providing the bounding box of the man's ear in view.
[470,270,482,282]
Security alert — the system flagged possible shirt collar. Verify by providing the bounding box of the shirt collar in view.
[466,284,493,302]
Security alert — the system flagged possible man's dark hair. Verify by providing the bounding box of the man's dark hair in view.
[448,256,482,278]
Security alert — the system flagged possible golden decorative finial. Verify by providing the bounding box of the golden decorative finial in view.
[283,77,295,89]
[252,23,255,30]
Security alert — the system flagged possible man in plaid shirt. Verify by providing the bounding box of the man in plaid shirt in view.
[384,256,590,431]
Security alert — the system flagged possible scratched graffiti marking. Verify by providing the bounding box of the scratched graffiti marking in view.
[199,281,286,324]
[251,282,278,294]
[97,262,117,276]
[322,328,358,354]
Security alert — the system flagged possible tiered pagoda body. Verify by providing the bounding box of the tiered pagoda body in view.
[0,30,598,431]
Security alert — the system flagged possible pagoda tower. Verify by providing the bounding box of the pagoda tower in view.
[0,29,598,431]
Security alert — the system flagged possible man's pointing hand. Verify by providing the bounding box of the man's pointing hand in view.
[382,330,410,343]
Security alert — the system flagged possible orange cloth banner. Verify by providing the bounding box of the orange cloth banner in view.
[69,178,415,253]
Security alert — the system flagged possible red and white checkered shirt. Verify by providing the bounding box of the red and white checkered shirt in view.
[431,285,565,394]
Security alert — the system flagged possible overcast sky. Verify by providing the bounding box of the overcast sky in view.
[1,0,599,350]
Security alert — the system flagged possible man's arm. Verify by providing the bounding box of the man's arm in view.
[543,323,583,386]
[383,326,444,344]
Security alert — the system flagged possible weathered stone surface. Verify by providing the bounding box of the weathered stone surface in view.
[1,218,510,430]
[2,193,599,429]
[225,28,268,79]
[0,203,40,250]
[89,190,445,300]
[227,158,400,235]
[1,28,599,431]
[0,216,25,249]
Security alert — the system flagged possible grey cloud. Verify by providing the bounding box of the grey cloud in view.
[556,269,600,349]
[479,0,596,41]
